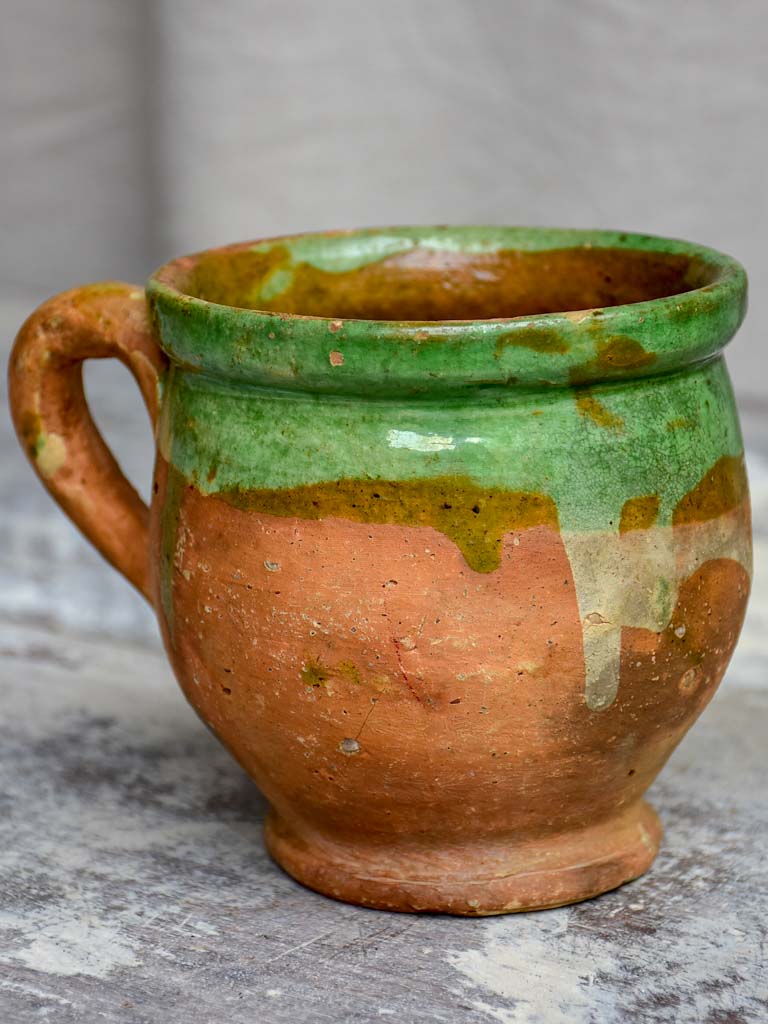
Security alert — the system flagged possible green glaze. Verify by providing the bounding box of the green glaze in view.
[146,225,748,537]
[155,357,742,538]
[148,226,746,396]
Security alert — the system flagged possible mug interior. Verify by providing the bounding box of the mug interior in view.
[148,227,746,393]
[178,234,715,321]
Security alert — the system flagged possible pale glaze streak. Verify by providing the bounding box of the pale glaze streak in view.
[563,510,751,711]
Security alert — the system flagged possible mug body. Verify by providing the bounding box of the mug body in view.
[145,227,750,914]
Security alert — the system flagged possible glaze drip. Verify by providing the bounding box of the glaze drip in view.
[217,475,558,574]
[198,455,751,712]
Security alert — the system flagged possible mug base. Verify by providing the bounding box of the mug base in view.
[264,801,662,916]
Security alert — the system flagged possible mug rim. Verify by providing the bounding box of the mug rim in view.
[146,225,747,394]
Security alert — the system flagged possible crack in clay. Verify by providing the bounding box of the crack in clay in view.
[392,637,423,705]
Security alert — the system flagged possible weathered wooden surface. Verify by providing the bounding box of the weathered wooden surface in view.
[0,620,765,1023]
[1,303,767,1022]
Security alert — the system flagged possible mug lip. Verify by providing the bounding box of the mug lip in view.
[146,225,748,394]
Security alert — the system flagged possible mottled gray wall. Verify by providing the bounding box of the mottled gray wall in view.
[2,0,766,395]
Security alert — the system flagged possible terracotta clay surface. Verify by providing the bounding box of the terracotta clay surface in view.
[9,226,751,914]
[149,461,748,913]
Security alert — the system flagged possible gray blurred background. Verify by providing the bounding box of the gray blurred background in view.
[1,0,767,648]
[2,0,766,395]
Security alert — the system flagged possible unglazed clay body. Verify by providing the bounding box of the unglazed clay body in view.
[9,227,751,914]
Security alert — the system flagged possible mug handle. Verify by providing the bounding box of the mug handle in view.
[8,283,168,604]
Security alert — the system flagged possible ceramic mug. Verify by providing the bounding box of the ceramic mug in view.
[9,227,751,915]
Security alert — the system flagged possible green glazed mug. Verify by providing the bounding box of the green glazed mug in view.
[9,227,750,915]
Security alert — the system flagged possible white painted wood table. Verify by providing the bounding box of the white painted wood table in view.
[0,300,766,1023]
